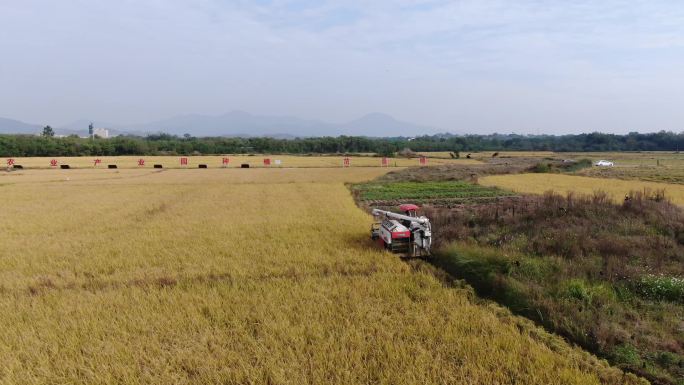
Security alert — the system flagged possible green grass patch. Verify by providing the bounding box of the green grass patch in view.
[354,180,511,201]
[631,274,684,303]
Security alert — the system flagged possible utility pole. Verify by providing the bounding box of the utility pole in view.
[88,122,94,139]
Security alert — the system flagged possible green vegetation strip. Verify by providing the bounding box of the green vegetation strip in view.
[354,181,512,201]
[435,244,684,385]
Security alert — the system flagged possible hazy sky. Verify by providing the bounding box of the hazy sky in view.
[1,0,684,134]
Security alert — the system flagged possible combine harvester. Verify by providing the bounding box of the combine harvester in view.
[370,204,432,257]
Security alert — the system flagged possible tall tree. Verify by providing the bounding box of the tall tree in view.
[41,125,55,137]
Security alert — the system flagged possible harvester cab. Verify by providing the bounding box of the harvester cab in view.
[370,204,432,257]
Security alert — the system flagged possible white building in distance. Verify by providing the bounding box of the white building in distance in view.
[93,128,109,138]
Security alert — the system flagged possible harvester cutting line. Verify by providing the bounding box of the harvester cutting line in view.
[370,204,432,257]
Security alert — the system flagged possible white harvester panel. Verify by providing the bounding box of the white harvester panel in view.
[380,219,411,244]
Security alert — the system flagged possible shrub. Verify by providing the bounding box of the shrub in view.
[565,279,592,302]
[532,162,551,173]
[632,275,684,303]
[564,158,593,172]
[611,344,642,367]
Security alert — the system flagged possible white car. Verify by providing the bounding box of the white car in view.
[595,160,614,167]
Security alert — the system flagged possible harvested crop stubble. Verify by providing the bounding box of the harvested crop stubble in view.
[0,168,642,384]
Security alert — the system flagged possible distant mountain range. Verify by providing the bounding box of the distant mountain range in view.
[0,117,42,135]
[0,111,442,138]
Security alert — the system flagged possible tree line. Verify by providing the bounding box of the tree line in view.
[2,131,684,157]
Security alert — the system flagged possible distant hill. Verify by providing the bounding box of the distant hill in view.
[340,113,437,137]
[0,111,443,138]
[127,110,440,137]
[0,117,41,135]
[128,110,336,137]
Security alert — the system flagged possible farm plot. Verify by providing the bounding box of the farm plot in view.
[353,180,514,207]
[0,168,640,384]
[542,151,684,184]
[481,173,684,205]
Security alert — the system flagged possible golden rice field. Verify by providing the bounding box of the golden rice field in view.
[0,167,643,385]
[480,173,684,205]
[2,155,481,169]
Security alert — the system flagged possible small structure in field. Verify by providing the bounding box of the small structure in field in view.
[108,165,118,169]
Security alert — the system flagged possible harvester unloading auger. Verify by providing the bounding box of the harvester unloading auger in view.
[370,204,432,257]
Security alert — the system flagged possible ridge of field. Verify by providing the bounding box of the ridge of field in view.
[480,173,684,205]
[0,168,641,384]
[1,155,481,169]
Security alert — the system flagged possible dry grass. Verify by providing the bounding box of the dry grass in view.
[480,173,684,205]
[0,168,642,384]
[3,155,479,169]
[428,191,684,384]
